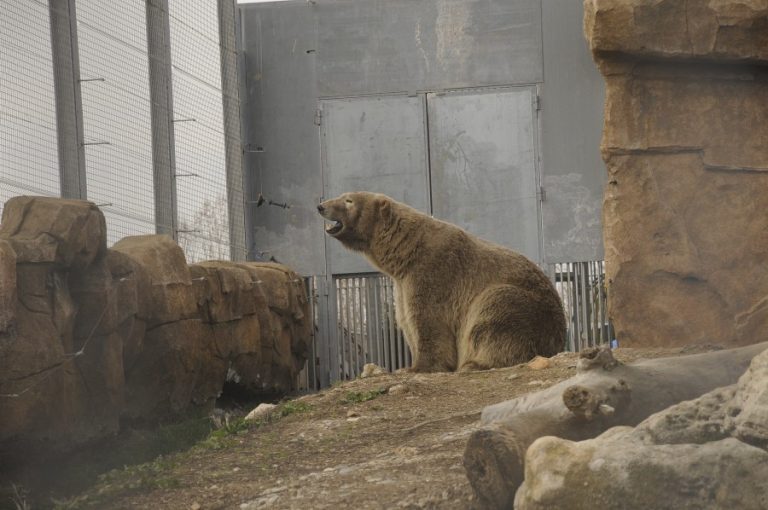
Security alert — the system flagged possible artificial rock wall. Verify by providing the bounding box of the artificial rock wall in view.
[585,0,768,347]
[0,197,311,454]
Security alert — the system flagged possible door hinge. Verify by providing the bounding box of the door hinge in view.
[534,94,542,111]
[537,186,546,201]
[314,108,323,126]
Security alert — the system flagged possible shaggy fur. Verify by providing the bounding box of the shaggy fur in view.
[318,192,566,372]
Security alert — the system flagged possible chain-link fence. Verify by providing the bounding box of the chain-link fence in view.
[0,0,246,263]
[1,0,61,206]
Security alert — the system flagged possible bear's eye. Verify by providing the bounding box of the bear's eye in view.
[345,199,353,205]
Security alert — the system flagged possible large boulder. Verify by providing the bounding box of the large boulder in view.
[0,197,122,454]
[191,261,312,395]
[112,235,197,326]
[122,319,223,421]
[0,196,107,270]
[584,0,768,347]
[515,347,768,509]
[105,249,147,371]
[234,263,312,388]
[0,197,312,455]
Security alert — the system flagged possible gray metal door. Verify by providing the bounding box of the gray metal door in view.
[427,87,541,263]
[320,94,431,275]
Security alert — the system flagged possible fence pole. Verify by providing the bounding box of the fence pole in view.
[218,0,247,261]
[49,0,87,199]
[146,0,178,239]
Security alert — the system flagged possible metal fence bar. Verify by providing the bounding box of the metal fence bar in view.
[373,277,382,365]
[385,278,395,371]
[375,276,384,365]
[345,277,353,378]
[49,0,86,199]
[580,262,591,348]
[353,278,365,376]
[322,266,610,387]
[346,277,354,378]
[336,277,344,379]
[356,277,364,373]
[366,278,376,365]
[146,0,178,239]
[217,0,247,261]
[303,276,318,391]
[354,278,362,375]
[350,278,358,378]
[318,275,334,387]
[592,261,601,343]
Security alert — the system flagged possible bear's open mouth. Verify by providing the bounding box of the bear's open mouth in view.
[325,220,343,235]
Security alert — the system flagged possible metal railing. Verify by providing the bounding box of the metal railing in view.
[299,261,613,389]
[550,261,614,352]
[334,274,412,379]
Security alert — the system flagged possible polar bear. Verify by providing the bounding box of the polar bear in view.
[318,192,565,372]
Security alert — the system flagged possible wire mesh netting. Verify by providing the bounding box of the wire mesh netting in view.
[0,0,61,218]
[0,0,246,264]
[76,0,155,244]
[169,0,230,262]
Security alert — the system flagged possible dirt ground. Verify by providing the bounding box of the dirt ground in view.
[59,346,709,510]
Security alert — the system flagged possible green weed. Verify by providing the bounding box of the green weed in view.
[277,400,312,417]
[341,388,386,404]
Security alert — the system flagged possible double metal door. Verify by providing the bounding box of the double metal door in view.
[319,86,541,275]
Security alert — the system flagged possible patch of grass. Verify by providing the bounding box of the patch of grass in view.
[118,417,212,464]
[54,455,182,509]
[198,416,253,450]
[341,388,386,404]
[37,401,313,508]
[277,400,312,417]
[196,401,311,450]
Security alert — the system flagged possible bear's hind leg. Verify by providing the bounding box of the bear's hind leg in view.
[458,284,565,371]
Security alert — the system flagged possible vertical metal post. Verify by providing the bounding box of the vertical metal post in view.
[304,277,318,391]
[146,0,178,238]
[382,279,395,372]
[328,275,340,383]
[338,278,346,379]
[369,279,377,366]
[218,0,247,261]
[387,279,397,370]
[315,275,333,388]
[49,0,87,199]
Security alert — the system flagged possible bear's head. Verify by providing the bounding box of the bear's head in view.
[317,192,392,252]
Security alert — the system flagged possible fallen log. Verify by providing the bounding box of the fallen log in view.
[463,341,768,510]
[515,346,768,509]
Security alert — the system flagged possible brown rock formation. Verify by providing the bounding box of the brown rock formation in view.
[0,196,311,456]
[585,0,768,347]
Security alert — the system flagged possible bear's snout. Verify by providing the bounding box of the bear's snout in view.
[317,204,325,213]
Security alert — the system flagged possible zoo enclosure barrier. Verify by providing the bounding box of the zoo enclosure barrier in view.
[1,0,247,263]
[298,260,613,391]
